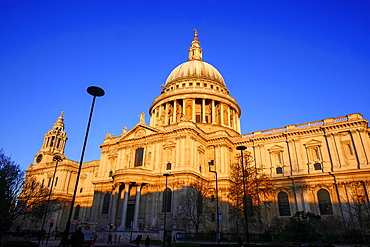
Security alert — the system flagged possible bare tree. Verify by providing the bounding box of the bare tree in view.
[18,175,56,221]
[341,182,370,231]
[179,179,212,237]
[0,149,52,238]
[228,152,274,232]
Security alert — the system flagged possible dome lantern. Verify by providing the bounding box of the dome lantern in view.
[188,29,203,61]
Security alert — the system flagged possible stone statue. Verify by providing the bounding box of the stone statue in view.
[139,112,145,124]
[122,126,127,134]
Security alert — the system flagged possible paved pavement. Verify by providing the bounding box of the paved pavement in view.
[4,238,159,247]
[37,239,155,246]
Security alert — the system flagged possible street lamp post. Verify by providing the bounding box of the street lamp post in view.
[236,145,250,247]
[163,174,171,247]
[208,160,220,245]
[38,155,62,246]
[60,86,105,247]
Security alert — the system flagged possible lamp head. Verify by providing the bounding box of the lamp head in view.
[236,146,247,151]
[87,86,105,97]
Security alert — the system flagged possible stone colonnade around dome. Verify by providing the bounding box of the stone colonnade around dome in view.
[150,97,240,132]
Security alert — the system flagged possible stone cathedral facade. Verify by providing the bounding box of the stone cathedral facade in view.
[25,31,370,240]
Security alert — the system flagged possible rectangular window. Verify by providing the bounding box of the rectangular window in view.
[134,148,144,167]
[314,163,322,170]
[276,167,283,174]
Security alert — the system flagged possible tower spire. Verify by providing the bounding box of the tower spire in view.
[35,111,68,164]
[188,29,203,61]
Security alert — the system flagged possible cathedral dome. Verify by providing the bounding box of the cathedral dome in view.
[164,29,225,87]
[165,60,225,86]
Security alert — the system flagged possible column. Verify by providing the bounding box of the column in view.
[192,99,196,122]
[294,187,304,211]
[202,99,206,123]
[165,103,169,125]
[89,191,102,222]
[65,171,72,193]
[227,106,230,127]
[180,137,185,169]
[133,184,142,230]
[236,113,241,133]
[211,100,215,124]
[118,183,130,229]
[173,101,177,123]
[150,109,154,126]
[332,133,343,168]
[233,109,237,129]
[354,129,368,166]
[357,129,370,165]
[220,103,224,126]
[150,107,158,126]
[182,99,185,115]
[109,185,120,225]
[159,105,163,126]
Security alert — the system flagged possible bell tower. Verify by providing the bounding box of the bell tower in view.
[34,111,68,164]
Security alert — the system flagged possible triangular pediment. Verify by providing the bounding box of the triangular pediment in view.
[305,139,322,147]
[163,141,176,149]
[120,124,160,140]
[269,145,284,151]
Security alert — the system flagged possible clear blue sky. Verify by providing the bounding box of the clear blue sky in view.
[1,1,369,171]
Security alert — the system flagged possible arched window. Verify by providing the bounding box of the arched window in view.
[162,188,172,212]
[73,204,80,220]
[278,192,291,216]
[317,189,333,215]
[50,136,55,147]
[102,193,110,214]
[166,163,172,170]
